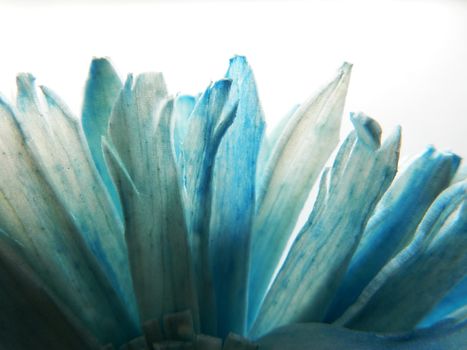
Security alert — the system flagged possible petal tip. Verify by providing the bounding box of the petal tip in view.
[350,112,382,149]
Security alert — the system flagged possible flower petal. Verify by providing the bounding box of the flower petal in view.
[249,114,401,338]
[248,63,352,325]
[257,320,467,349]
[35,82,139,326]
[81,58,123,215]
[178,78,238,334]
[338,181,467,332]
[255,104,300,205]
[173,94,197,163]
[0,231,102,350]
[106,74,199,329]
[451,162,467,185]
[0,93,137,345]
[209,56,265,337]
[444,304,467,325]
[325,146,460,322]
[418,275,467,328]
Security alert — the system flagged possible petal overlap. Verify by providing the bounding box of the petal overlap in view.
[249,113,401,338]
[0,57,465,350]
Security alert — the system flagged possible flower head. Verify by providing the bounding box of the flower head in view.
[0,57,465,350]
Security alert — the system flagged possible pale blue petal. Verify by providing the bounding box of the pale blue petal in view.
[338,181,467,332]
[179,78,238,335]
[255,104,300,205]
[209,56,265,337]
[0,93,138,345]
[248,64,352,326]
[257,320,467,349]
[173,94,197,163]
[249,113,401,338]
[81,58,123,215]
[325,146,460,322]
[106,74,199,329]
[267,104,300,152]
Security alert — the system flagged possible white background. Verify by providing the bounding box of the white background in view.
[1,0,466,159]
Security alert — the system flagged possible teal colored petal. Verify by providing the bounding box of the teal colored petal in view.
[106,74,199,329]
[0,93,138,345]
[451,162,467,185]
[0,231,101,350]
[257,320,467,349]
[249,113,401,338]
[209,56,265,337]
[81,58,123,216]
[248,63,352,326]
[338,181,467,332]
[179,78,238,335]
[325,146,460,322]
[444,304,467,325]
[418,276,467,328]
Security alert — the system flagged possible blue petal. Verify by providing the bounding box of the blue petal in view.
[178,78,238,335]
[444,304,467,325]
[248,64,352,326]
[338,181,467,332]
[418,271,467,328]
[249,113,401,338]
[325,146,460,322]
[209,56,265,337]
[81,58,123,216]
[106,73,199,330]
[257,320,467,349]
